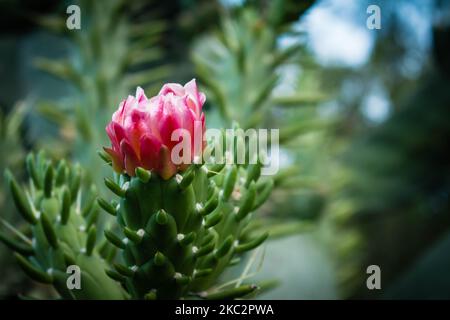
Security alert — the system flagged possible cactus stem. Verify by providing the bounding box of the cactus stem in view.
[86,226,97,256]
[144,290,157,300]
[6,171,37,225]
[114,263,135,277]
[179,232,196,246]
[81,196,95,217]
[215,235,234,258]
[0,218,32,245]
[60,187,71,224]
[206,163,226,177]
[104,230,126,249]
[195,242,215,258]
[253,179,274,210]
[235,182,256,221]
[204,209,223,228]
[40,213,58,249]
[43,165,54,198]
[64,252,76,266]
[200,232,214,246]
[86,208,99,229]
[135,167,151,182]
[174,273,190,285]
[178,166,195,189]
[15,253,53,284]
[203,193,219,215]
[26,154,43,189]
[193,268,213,279]
[55,160,68,186]
[245,163,261,188]
[0,231,34,256]
[105,269,126,283]
[222,166,237,200]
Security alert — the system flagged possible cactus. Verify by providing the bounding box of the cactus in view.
[1,140,273,299]
[98,138,273,299]
[1,152,127,299]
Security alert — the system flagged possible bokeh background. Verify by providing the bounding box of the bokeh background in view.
[0,0,449,299]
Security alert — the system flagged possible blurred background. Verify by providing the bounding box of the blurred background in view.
[0,0,449,299]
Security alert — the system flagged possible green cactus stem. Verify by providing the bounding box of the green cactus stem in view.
[100,147,273,299]
[1,152,127,299]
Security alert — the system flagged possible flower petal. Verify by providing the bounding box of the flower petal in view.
[139,134,162,171]
[136,86,147,103]
[159,100,182,149]
[105,81,206,180]
[158,145,177,180]
[120,140,140,176]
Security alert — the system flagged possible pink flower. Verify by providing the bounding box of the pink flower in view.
[104,79,206,179]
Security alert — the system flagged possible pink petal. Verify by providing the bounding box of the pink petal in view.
[158,145,177,180]
[124,109,149,154]
[103,147,124,173]
[112,95,135,124]
[135,86,147,103]
[106,122,119,151]
[184,79,198,97]
[199,92,206,106]
[159,83,185,96]
[139,134,162,171]
[184,79,205,115]
[148,96,164,141]
[182,106,196,140]
[158,100,182,149]
[113,122,127,145]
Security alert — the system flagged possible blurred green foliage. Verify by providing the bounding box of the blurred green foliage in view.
[32,0,172,189]
[192,2,331,236]
[0,103,28,296]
